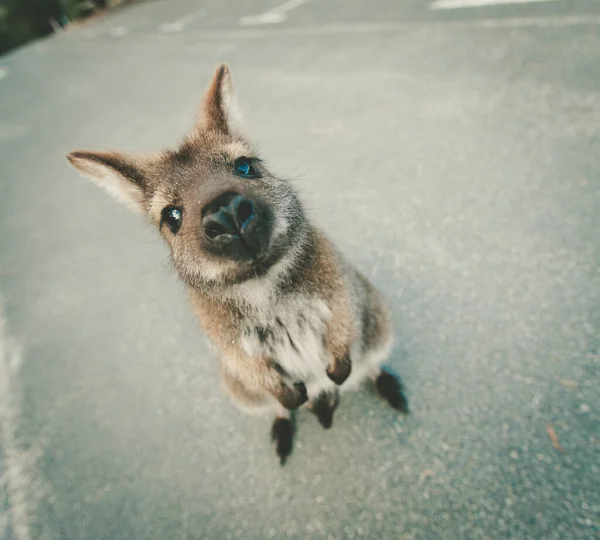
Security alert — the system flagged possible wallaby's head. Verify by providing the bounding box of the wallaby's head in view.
[67,65,308,291]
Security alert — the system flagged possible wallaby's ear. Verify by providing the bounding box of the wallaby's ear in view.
[196,64,242,135]
[66,150,150,213]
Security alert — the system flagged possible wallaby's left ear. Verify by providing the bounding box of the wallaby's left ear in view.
[196,64,243,135]
[66,150,151,213]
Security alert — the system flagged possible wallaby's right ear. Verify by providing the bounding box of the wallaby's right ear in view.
[66,150,150,213]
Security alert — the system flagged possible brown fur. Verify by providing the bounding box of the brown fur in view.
[67,65,408,464]
[189,227,355,406]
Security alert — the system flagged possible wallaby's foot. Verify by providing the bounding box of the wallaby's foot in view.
[375,366,409,413]
[310,390,340,429]
[271,415,295,465]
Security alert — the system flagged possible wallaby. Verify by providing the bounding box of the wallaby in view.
[67,65,408,464]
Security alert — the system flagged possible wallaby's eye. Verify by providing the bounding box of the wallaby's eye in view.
[161,206,183,234]
[234,157,261,179]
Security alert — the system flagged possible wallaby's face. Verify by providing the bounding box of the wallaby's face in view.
[67,66,307,289]
[148,135,306,289]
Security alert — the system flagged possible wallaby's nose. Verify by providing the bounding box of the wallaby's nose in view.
[201,192,273,262]
[202,193,256,241]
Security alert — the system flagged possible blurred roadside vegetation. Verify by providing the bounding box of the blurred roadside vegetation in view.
[0,0,131,55]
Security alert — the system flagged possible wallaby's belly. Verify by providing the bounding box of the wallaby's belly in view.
[239,295,332,388]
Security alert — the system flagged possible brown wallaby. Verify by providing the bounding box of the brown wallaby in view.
[67,65,408,464]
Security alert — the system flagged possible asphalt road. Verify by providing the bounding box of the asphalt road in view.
[1,1,599,539]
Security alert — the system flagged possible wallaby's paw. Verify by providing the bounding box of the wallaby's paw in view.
[310,390,340,430]
[293,381,308,403]
[271,417,295,465]
[376,367,409,413]
[326,356,351,385]
[279,381,308,410]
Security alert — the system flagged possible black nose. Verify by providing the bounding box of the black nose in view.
[202,193,256,241]
[202,192,273,262]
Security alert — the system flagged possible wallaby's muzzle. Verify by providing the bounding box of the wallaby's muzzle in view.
[201,191,273,263]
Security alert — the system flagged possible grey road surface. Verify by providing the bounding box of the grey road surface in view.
[0,0,599,538]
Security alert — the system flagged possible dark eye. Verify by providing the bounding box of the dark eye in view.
[160,206,183,234]
[234,157,261,179]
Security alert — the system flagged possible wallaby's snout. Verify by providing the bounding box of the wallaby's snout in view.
[202,191,273,262]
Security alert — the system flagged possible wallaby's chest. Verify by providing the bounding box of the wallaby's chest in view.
[240,296,331,380]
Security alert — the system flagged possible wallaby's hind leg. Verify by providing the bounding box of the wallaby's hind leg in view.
[356,275,408,412]
[271,410,296,465]
[221,367,298,464]
[309,390,340,430]
[375,366,409,413]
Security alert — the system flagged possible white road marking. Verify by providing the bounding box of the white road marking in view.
[431,0,558,10]
[158,8,206,33]
[0,67,8,81]
[240,0,312,26]
[0,298,30,540]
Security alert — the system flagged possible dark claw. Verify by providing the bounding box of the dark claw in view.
[311,390,340,429]
[376,367,409,413]
[279,381,308,410]
[271,417,295,465]
[293,381,308,402]
[326,356,352,385]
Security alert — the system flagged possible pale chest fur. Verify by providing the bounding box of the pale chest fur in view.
[240,295,331,382]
